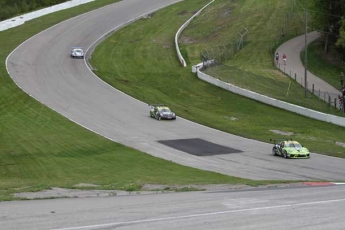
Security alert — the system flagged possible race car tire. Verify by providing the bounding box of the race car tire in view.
[272,147,277,156]
[158,115,161,121]
[283,151,288,158]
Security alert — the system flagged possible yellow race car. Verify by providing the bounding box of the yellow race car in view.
[271,139,310,159]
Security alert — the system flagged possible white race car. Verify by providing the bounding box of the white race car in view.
[71,47,84,58]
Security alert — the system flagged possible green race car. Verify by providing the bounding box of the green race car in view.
[271,139,310,159]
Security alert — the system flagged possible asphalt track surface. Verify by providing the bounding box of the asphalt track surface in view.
[6,0,345,180]
[1,185,345,229]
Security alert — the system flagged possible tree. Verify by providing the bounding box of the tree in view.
[336,18,345,49]
[314,0,345,54]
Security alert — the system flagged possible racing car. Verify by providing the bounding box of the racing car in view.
[270,139,310,159]
[149,104,176,120]
[71,47,84,58]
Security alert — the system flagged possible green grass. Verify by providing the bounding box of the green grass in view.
[203,65,342,114]
[0,0,269,201]
[302,40,345,91]
[90,0,345,158]
[180,0,340,114]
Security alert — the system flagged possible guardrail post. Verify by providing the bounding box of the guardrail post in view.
[329,95,331,107]
[334,98,337,108]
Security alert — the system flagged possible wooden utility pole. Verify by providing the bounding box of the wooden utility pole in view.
[304,10,308,97]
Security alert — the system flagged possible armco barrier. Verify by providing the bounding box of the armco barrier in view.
[0,0,94,32]
[197,68,345,127]
[175,0,214,67]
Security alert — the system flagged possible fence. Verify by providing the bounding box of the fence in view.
[200,27,248,66]
[197,68,345,127]
[197,0,344,116]
[202,64,341,113]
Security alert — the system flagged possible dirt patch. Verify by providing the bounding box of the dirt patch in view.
[219,8,231,18]
[178,10,188,15]
[14,187,159,199]
[74,183,99,187]
[270,130,294,136]
[179,36,196,45]
[223,116,238,121]
[128,38,141,43]
[13,183,308,200]
[142,184,251,191]
[142,13,155,19]
[162,44,173,49]
[335,141,345,148]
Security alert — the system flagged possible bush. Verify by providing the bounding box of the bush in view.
[0,0,69,21]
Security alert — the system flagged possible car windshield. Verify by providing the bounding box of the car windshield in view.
[287,142,302,148]
[74,49,83,52]
[160,108,171,112]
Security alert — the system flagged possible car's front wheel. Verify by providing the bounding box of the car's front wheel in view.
[283,150,288,158]
[272,147,277,156]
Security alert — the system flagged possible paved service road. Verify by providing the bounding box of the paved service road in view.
[1,185,345,230]
[6,0,345,180]
[276,31,341,104]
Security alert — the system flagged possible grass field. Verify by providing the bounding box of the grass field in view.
[180,0,342,114]
[302,40,345,91]
[1,0,345,202]
[0,0,271,202]
[90,0,345,158]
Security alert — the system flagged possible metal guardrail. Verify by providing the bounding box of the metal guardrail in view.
[0,0,95,32]
[175,0,215,67]
[196,68,345,127]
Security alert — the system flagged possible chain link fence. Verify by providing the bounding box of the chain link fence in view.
[197,0,344,115]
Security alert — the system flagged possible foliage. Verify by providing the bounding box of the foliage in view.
[313,0,345,55]
[0,0,68,21]
[336,18,345,49]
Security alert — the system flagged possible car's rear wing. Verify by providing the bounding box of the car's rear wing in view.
[270,138,292,144]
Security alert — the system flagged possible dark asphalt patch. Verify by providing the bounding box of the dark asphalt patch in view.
[158,138,242,156]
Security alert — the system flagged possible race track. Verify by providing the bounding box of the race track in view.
[2,185,345,230]
[6,0,345,180]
